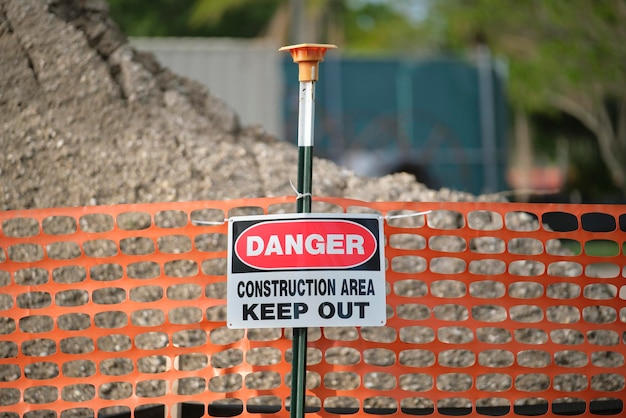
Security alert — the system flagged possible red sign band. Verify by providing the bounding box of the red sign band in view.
[234,219,377,270]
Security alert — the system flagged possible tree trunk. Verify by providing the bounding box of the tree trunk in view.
[511,110,533,201]
[553,94,626,196]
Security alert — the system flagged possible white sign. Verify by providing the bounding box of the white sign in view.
[227,213,386,329]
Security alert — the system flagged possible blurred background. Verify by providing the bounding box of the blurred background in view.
[109,0,626,204]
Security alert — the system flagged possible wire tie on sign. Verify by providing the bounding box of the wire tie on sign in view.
[192,218,228,226]
[190,204,431,225]
[384,210,431,220]
[290,179,313,201]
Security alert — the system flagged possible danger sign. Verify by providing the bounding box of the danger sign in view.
[227,213,386,329]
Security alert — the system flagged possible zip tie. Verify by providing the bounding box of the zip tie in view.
[192,219,228,226]
[384,210,431,220]
[191,208,431,225]
[289,179,313,200]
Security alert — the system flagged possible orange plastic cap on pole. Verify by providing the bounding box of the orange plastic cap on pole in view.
[279,43,337,81]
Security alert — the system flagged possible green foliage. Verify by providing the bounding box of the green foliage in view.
[188,0,344,43]
[107,0,278,37]
[108,0,429,53]
[343,2,429,55]
[428,0,626,198]
[428,0,626,111]
[189,0,256,27]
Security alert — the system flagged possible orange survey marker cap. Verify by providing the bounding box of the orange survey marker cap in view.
[279,43,337,81]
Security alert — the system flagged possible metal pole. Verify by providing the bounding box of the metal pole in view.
[292,79,313,418]
[297,80,315,212]
[279,43,336,418]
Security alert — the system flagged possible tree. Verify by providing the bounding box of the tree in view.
[187,0,426,51]
[107,0,278,38]
[429,0,626,196]
[108,0,427,53]
[188,0,346,44]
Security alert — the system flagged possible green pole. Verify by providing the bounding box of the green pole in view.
[293,80,314,418]
[279,43,336,418]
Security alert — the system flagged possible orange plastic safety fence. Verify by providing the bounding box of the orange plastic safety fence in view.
[0,197,624,418]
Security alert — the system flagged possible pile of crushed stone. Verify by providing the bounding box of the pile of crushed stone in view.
[0,0,503,211]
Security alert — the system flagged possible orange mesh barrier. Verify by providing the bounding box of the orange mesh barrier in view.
[0,197,624,418]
